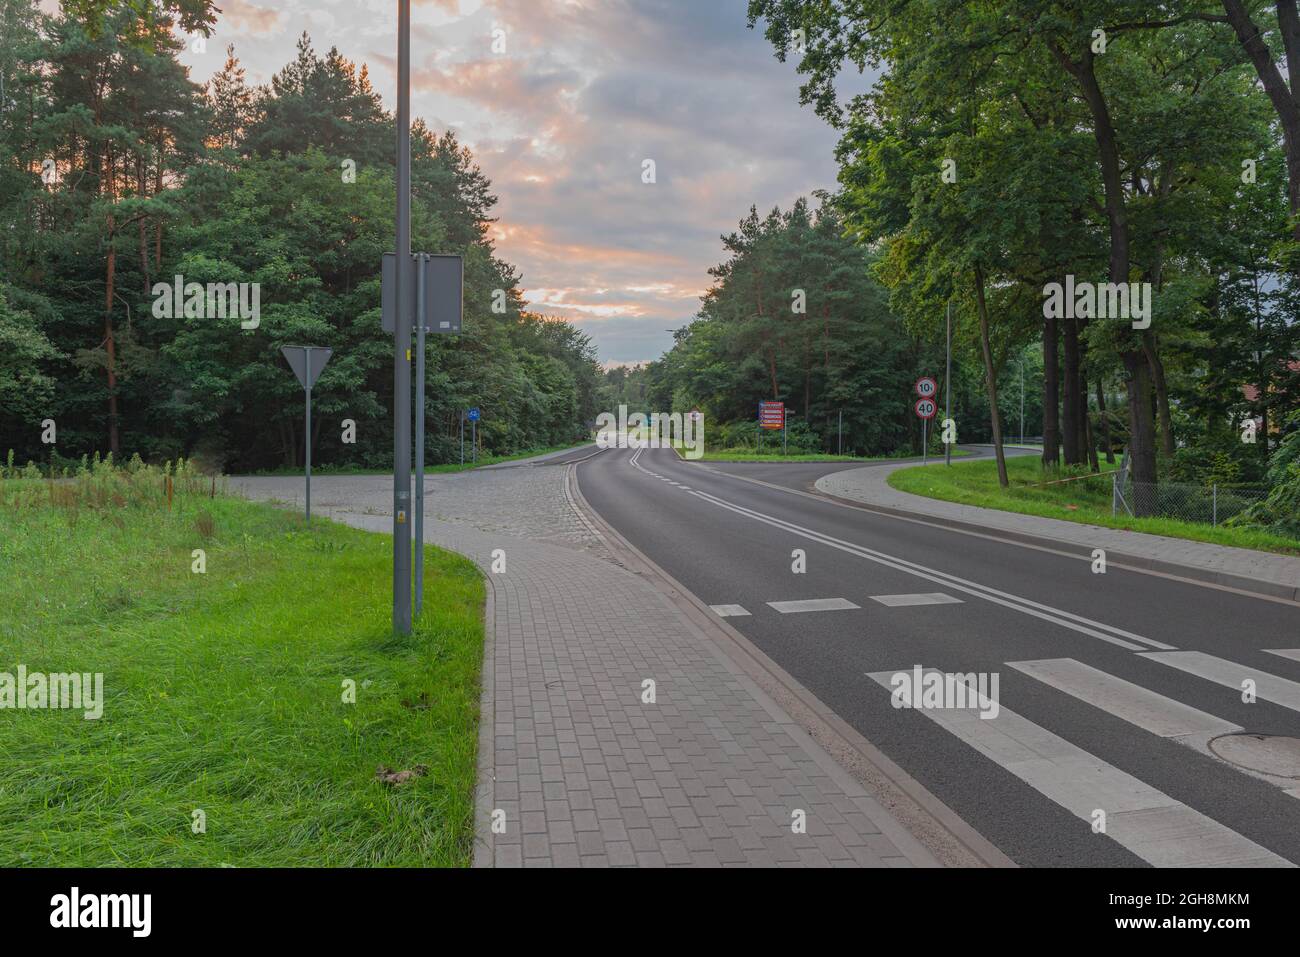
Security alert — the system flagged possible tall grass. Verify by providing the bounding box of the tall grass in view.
[0,455,485,866]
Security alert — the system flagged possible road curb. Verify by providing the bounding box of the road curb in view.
[567,464,1016,869]
[471,565,498,867]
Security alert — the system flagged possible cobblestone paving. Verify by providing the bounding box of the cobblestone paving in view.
[233,465,937,868]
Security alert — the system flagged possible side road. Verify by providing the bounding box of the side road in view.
[815,449,1300,602]
[233,462,975,867]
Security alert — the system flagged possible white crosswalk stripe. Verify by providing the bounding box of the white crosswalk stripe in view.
[866,668,1293,867]
[1007,658,1240,740]
[1141,651,1300,714]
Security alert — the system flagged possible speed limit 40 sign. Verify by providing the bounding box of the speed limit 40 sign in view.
[915,397,937,420]
[915,376,938,398]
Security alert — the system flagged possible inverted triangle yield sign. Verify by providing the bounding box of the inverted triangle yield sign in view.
[281,346,332,390]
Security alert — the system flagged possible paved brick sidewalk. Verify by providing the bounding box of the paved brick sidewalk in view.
[233,467,940,868]
[815,452,1300,600]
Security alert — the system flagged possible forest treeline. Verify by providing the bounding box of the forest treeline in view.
[614,2,1299,518]
[741,0,1300,499]
[0,1,603,472]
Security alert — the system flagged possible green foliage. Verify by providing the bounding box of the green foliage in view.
[0,457,485,865]
[639,198,921,456]
[0,7,597,470]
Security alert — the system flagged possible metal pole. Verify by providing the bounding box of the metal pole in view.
[414,254,426,616]
[305,350,311,525]
[1213,483,1218,526]
[472,419,477,464]
[783,412,788,456]
[838,409,842,456]
[392,0,412,634]
[945,301,952,466]
[923,416,927,466]
[1019,358,1025,445]
[460,411,464,466]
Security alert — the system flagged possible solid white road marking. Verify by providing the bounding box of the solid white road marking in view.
[1265,649,1300,664]
[767,598,861,614]
[709,604,750,617]
[688,487,1169,652]
[871,593,964,607]
[1007,658,1240,739]
[866,669,1292,867]
[1141,651,1300,714]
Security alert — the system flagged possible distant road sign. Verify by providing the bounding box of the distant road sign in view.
[915,376,938,398]
[758,400,784,430]
[688,409,702,422]
[382,253,463,334]
[915,397,937,420]
[467,407,480,421]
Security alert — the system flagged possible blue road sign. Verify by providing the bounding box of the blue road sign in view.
[467,407,481,421]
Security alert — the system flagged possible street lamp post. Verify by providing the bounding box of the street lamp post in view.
[392,0,413,634]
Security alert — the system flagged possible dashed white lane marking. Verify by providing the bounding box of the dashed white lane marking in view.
[870,593,964,607]
[1141,651,1300,714]
[687,487,1171,652]
[709,604,750,617]
[1008,658,1240,739]
[1265,649,1300,664]
[866,669,1292,867]
[766,598,860,614]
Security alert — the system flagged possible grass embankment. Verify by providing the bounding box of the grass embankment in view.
[692,448,972,463]
[0,459,485,866]
[888,454,1300,555]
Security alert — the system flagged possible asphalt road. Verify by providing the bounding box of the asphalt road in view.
[577,444,1300,867]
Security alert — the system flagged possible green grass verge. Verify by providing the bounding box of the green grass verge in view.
[0,466,485,866]
[252,442,590,477]
[887,455,1300,556]
[671,445,970,463]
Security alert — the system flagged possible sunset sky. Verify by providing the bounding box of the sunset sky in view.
[166,0,866,366]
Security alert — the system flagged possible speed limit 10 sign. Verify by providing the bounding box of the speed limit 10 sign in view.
[915,376,938,398]
[915,397,937,420]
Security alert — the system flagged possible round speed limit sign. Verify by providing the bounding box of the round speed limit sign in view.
[915,376,938,398]
[914,397,937,420]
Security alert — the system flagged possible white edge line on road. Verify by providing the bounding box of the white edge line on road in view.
[688,487,1161,653]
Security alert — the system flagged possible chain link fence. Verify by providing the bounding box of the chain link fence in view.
[1111,476,1270,525]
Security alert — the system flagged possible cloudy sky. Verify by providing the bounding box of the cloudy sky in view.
[171,0,861,366]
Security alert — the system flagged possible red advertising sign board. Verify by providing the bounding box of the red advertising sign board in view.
[759,400,785,430]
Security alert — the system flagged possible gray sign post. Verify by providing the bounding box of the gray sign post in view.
[414,253,426,615]
[393,0,413,634]
[281,346,332,525]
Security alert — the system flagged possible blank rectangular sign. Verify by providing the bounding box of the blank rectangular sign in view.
[382,253,463,334]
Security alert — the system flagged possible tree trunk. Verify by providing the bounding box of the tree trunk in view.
[104,212,120,458]
[1084,371,1099,472]
[1122,351,1158,514]
[1222,0,1300,243]
[1142,331,1176,458]
[1095,378,1114,464]
[1042,313,1060,468]
[974,265,1008,488]
[1050,40,1157,488]
[1061,315,1081,464]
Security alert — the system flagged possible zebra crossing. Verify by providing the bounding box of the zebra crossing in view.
[868,650,1300,866]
